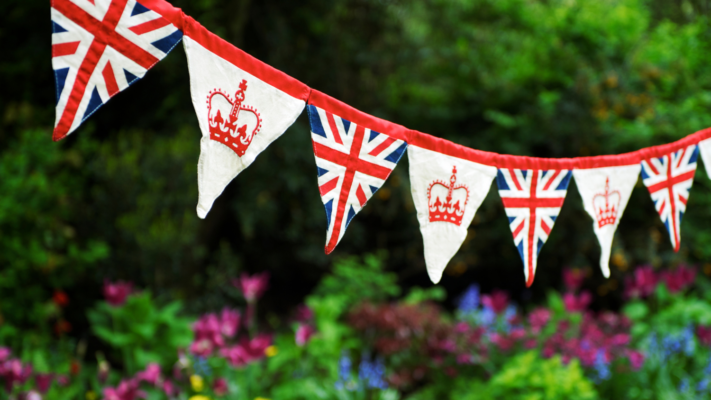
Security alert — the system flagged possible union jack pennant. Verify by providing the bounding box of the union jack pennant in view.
[51,0,183,140]
[307,105,408,254]
[640,144,699,252]
[496,168,572,286]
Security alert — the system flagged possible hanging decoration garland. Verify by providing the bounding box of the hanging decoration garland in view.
[50,0,711,286]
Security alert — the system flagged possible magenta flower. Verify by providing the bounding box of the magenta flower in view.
[103,280,133,307]
[220,308,240,338]
[294,304,314,322]
[697,325,711,346]
[35,373,54,393]
[0,347,10,362]
[213,377,228,396]
[136,363,161,386]
[624,265,658,299]
[162,380,178,397]
[190,313,225,356]
[219,334,272,367]
[627,350,645,370]
[481,290,509,314]
[232,272,269,303]
[563,268,585,292]
[528,308,551,333]
[660,265,696,293]
[295,324,316,347]
[103,379,144,400]
[563,292,591,312]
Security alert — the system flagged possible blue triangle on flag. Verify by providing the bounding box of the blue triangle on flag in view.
[341,118,351,135]
[52,21,67,33]
[521,170,528,179]
[324,199,334,227]
[496,170,510,191]
[640,166,650,180]
[131,2,150,16]
[369,185,379,195]
[679,210,684,225]
[537,238,545,254]
[54,67,70,105]
[82,88,104,122]
[516,241,525,263]
[308,105,327,138]
[689,145,699,164]
[550,215,557,222]
[555,171,572,191]
[317,167,329,177]
[384,142,407,163]
[369,130,380,143]
[345,205,357,228]
[124,69,140,85]
[151,30,183,54]
[508,216,516,224]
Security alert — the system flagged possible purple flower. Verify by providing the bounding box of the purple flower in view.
[625,266,658,299]
[660,265,696,293]
[232,272,269,303]
[528,308,551,333]
[136,363,161,386]
[103,280,133,307]
[481,291,508,314]
[35,373,54,393]
[563,291,591,312]
[457,284,480,314]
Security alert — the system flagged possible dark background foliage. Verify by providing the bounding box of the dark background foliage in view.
[2,0,711,341]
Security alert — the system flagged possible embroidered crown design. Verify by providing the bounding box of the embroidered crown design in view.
[207,79,262,157]
[428,166,470,226]
[592,177,621,229]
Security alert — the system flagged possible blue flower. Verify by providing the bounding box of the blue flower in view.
[593,350,610,382]
[335,351,355,391]
[358,355,387,390]
[679,378,689,393]
[681,325,695,356]
[457,284,480,314]
[193,356,212,377]
[697,378,709,392]
[478,306,496,328]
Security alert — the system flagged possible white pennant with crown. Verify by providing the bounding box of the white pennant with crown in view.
[408,146,497,284]
[573,165,641,277]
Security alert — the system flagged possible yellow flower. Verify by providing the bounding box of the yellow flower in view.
[264,345,278,357]
[190,374,204,392]
[85,391,97,400]
[189,396,211,400]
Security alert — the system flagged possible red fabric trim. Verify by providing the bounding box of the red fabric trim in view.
[308,90,411,142]
[134,0,185,29]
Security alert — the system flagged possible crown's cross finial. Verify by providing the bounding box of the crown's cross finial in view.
[446,166,458,203]
[230,79,248,121]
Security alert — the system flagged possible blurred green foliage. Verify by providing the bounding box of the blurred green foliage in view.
[2,0,711,362]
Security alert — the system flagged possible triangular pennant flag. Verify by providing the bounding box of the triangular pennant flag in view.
[183,36,309,218]
[51,0,183,140]
[408,146,496,283]
[306,100,408,254]
[496,168,572,287]
[640,144,699,252]
[699,138,711,178]
[573,165,640,277]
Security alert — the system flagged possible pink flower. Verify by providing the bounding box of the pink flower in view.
[213,378,228,396]
[25,391,42,400]
[136,363,161,386]
[697,325,711,346]
[624,265,658,299]
[232,272,269,303]
[481,290,509,314]
[609,333,630,347]
[56,375,69,386]
[563,268,585,292]
[627,350,645,370]
[489,333,515,351]
[0,347,10,362]
[294,304,314,322]
[162,380,178,397]
[220,308,240,338]
[456,354,473,364]
[35,373,54,393]
[103,379,145,400]
[563,292,591,312]
[660,265,696,293]
[190,313,225,356]
[528,308,551,332]
[295,324,316,347]
[219,334,272,367]
[103,280,133,307]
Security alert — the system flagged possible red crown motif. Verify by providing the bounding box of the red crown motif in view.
[207,79,262,157]
[427,166,470,226]
[592,177,621,229]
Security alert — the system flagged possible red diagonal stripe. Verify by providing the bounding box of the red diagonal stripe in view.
[325,111,343,145]
[678,193,688,206]
[542,170,561,191]
[541,219,551,235]
[129,17,170,35]
[508,169,523,191]
[102,61,119,97]
[312,142,392,180]
[501,197,564,209]
[356,184,367,207]
[646,170,696,193]
[512,219,525,239]
[645,158,660,175]
[319,176,339,196]
[368,136,396,156]
[52,41,81,57]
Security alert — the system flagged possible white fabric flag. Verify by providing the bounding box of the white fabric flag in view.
[573,165,640,277]
[408,146,497,284]
[700,138,711,178]
[184,36,307,218]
